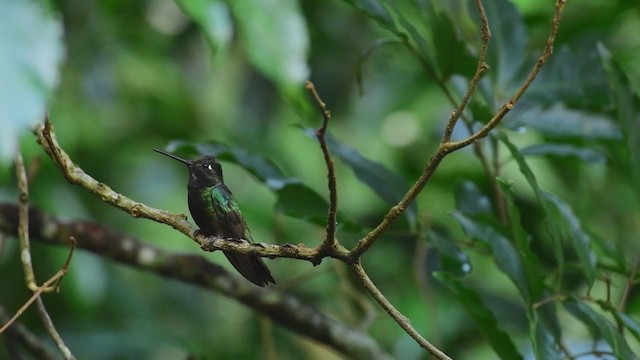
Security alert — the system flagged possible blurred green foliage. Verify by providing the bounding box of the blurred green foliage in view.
[1,0,640,359]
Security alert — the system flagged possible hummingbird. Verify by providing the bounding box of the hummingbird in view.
[153,148,275,286]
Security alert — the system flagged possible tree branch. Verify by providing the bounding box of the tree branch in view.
[0,203,393,360]
[446,0,568,152]
[442,0,491,143]
[305,81,339,257]
[350,0,568,258]
[350,262,451,360]
[0,305,58,360]
[14,153,76,360]
[34,118,350,264]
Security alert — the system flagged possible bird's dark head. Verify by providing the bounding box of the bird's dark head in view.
[153,149,223,187]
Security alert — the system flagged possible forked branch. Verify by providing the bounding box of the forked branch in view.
[349,0,568,258]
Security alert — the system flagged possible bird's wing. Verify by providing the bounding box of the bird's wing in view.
[209,184,252,242]
[208,184,275,286]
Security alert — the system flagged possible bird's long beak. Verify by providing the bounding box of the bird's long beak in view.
[153,148,192,165]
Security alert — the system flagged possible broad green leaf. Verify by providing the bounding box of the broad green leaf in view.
[500,133,564,282]
[229,0,309,95]
[618,312,640,342]
[564,298,638,360]
[164,141,361,231]
[427,230,471,277]
[385,2,433,64]
[504,132,597,288]
[454,181,493,216]
[303,128,417,228]
[435,272,523,360]
[342,0,393,29]
[600,44,640,194]
[530,308,563,360]
[497,179,545,302]
[542,192,597,289]
[356,38,403,95]
[525,46,610,112]
[474,0,526,95]
[452,211,529,300]
[0,0,64,161]
[520,143,607,165]
[175,0,232,56]
[499,133,543,199]
[507,104,623,140]
[499,178,564,349]
[596,300,640,342]
[430,8,476,80]
[589,231,627,273]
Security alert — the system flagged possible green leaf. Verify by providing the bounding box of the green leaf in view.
[507,104,622,140]
[600,44,640,193]
[500,133,565,282]
[474,0,526,95]
[526,46,610,112]
[542,192,597,289]
[303,128,417,228]
[454,181,493,216]
[530,308,563,360]
[499,133,543,199]
[520,143,607,165]
[175,0,232,56]
[564,298,638,360]
[0,0,64,161]
[355,38,403,95]
[229,0,309,94]
[452,211,529,300]
[427,230,471,277]
[497,179,545,301]
[589,231,627,273]
[342,0,393,29]
[618,312,640,342]
[164,141,361,232]
[596,300,640,342]
[430,8,476,80]
[435,272,523,360]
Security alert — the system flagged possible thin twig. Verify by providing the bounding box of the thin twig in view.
[349,0,568,258]
[305,81,338,256]
[618,256,639,311]
[442,0,491,142]
[35,297,75,360]
[349,151,446,258]
[0,305,58,360]
[0,260,72,333]
[14,153,76,359]
[260,317,277,360]
[16,153,39,292]
[446,0,568,152]
[349,261,451,360]
[533,294,567,309]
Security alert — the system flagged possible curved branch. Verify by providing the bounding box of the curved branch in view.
[0,306,58,360]
[442,0,491,143]
[34,119,351,263]
[305,81,338,256]
[446,0,568,152]
[0,203,393,360]
[350,262,451,360]
[350,0,568,258]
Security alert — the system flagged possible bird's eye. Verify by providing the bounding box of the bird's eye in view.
[207,164,213,170]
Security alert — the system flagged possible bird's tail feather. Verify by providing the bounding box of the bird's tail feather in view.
[223,251,276,286]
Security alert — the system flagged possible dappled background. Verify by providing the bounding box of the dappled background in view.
[1,0,639,359]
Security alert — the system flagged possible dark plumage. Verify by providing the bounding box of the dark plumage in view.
[154,149,275,286]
